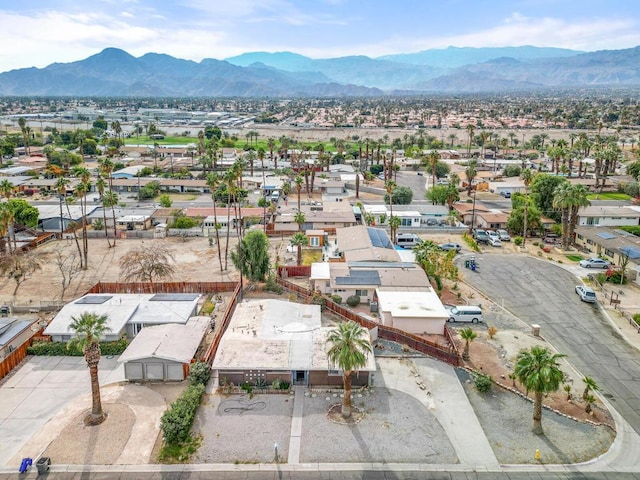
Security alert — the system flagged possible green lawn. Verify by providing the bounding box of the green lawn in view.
[565,254,584,262]
[586,193,631,201]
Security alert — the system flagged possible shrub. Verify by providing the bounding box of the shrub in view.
[474,373,493,392]
[331,294,343,304]
[159,194,172,208]
[633,314,640,326]
[160,383,206,444]
[346,295,361,307]
[513,236,523,246]
[27,339,129,356]
[188,361,211,386]
[487,326,498,339]
[607,271,627,284]
[264,275,283,294]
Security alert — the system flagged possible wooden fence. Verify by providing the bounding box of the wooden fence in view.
[276,278,459,366]
[201,281,242,364]
[277,265,312,278]
[0,343,30,381]
[85,281,238,295]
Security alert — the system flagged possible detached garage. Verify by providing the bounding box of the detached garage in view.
[119,316,210,381]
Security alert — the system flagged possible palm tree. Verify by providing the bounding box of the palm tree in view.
[99,157,117,246]
[68,312,112,425]
[426,150,440,190]
[466,123,475,157]
[388,215,401,245]
[72,166,92,269]
[465,160,478,197]
[223,169,236,270]
[267,137,277,168]
[582,376,600,401]
[326,321,372,418]
[520,168,535,247]
[207,173,224,272]
[567,184,590,246]
[294,211,305,232]
[552,183,572,250]
[290,232,308,266]
[95,176,112,248]
[460,327,477,361]
[0,179,13,200]
[514,346,566,435]
[294,176,303,211]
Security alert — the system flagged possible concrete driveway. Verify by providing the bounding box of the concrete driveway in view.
[462,254,640,436]
[0,355,124,467]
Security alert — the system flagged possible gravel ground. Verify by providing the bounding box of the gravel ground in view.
[457,369,615,464]
[299,388,458,464]
[192,393,295,464]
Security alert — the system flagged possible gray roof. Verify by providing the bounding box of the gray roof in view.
[118,316,209,364]
[0,318,33,346]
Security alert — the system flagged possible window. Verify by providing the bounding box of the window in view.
[604,249,614,258]
[401,218,412,226]
[309,236,320,247]
[577,234,583,240]
[328,369,342,376]
[586,217,600,225]
[355,289,368,297]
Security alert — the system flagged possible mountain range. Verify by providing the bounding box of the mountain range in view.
[0,45,639,97]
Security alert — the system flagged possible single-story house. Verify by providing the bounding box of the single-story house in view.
[212,299,376,387]
[36,204,95,232]
[119,316,210,381]
[577,206,640,228]
[111,165,147,179]
[44,293,201,342]
[0,318,35,359]
[475,212,510,230]
[574,227,640,285]
[116,214,152,231]
[274,210,358,233]
[375,289,449,335]
[334,225,400,263]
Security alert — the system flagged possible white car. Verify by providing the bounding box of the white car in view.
[575,285,597,303]
[488,236,502,247]
[578,258,611,269]
[497,229,511,241]
[486,230,499,240]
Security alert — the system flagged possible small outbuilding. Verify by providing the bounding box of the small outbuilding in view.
[119,316,210,381]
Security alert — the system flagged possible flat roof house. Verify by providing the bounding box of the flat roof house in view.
[212,299,376,387]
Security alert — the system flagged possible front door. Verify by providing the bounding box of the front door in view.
[292,370,307,386]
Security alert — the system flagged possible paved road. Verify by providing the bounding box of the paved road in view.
[2,469,639,479]
[462,254,640,436]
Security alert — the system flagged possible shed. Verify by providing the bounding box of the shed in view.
[119,317,210,381]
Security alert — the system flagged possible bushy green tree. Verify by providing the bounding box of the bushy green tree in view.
[384,186,413,205]
[231,230,271,282]
[530,174,568,223]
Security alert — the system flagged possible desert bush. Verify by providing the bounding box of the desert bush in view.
[331,294,343,304]
[346,295,361,307]
[264,275,283,294]
[487,326,498,339]
[474,373,493,392]
[513,236,523,246]
[188,361,211,386]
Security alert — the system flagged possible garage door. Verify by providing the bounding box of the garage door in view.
[167,364,184,381]
[145,363,164,380]
[125,362,144,380]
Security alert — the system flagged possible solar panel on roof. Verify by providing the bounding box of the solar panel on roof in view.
[620,246,640,259]
[596,232,616,240]
[150,293,200,301]
[367,228,393,249]
[336,270,381,285]
[75,295,112,305]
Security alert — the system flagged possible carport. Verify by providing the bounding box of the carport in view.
[118,317,210,381]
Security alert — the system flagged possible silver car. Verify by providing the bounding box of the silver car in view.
[575,285,597,303]
[578,258,611,269]
[497,229,511,241]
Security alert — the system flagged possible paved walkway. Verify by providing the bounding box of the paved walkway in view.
[287,386,304,464]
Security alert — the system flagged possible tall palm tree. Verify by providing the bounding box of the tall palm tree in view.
[388,215,401,245]
[0,203,13,254]
[99,157,117,246]
[294,176,304,212]
[223,169,236,270]
[72,166,92,269]
[520,168,535,247]
[552,183,572,250]
[385,180,396,240]
[466,123,475,157]
[465,160,478,197]
[290,232,307,266]
[567,184,590,246]
[95,177,112,248]
[267,137,276,168]
[207,173,224,272]
[68,312,112,425]
[460,327,477,361]
[427,150,440,190]
[514,346,566,435]
[326,321,372,418]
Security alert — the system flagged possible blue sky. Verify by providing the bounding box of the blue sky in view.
[1,0,639,71]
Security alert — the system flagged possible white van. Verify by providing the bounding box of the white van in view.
[446,305,483,323]
[270,191,280,202]
[395,233,421,249]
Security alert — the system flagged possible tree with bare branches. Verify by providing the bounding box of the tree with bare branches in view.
[119,243,176,284]
[0,250,42,296]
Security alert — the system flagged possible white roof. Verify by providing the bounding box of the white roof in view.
[365,205,388,215]
[117,215,150,222]
[36,204,87,220]
[44,293,201,338]
[376,289,449,319]
[213,299,375,372]
[310,262,331,280]
[118,316,209,364]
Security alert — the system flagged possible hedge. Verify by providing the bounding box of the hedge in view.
[160,382,206,444]
[27,339,129,356]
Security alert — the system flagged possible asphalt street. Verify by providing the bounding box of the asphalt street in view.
[462,254,640,437]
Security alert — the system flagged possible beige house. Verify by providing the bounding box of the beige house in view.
[334,225,400,263]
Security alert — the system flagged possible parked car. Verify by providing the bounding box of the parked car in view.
[426,218,439,226]
[488,236,502,247]
[439,242,462,253]
[487,230,499,240]
[497,229,511,241]
[575,285,597,303]
[473,229,489,244]
[543,233,560,244]
[578,258,611,269]
[499,191,512,198]
[446,305,484,323]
